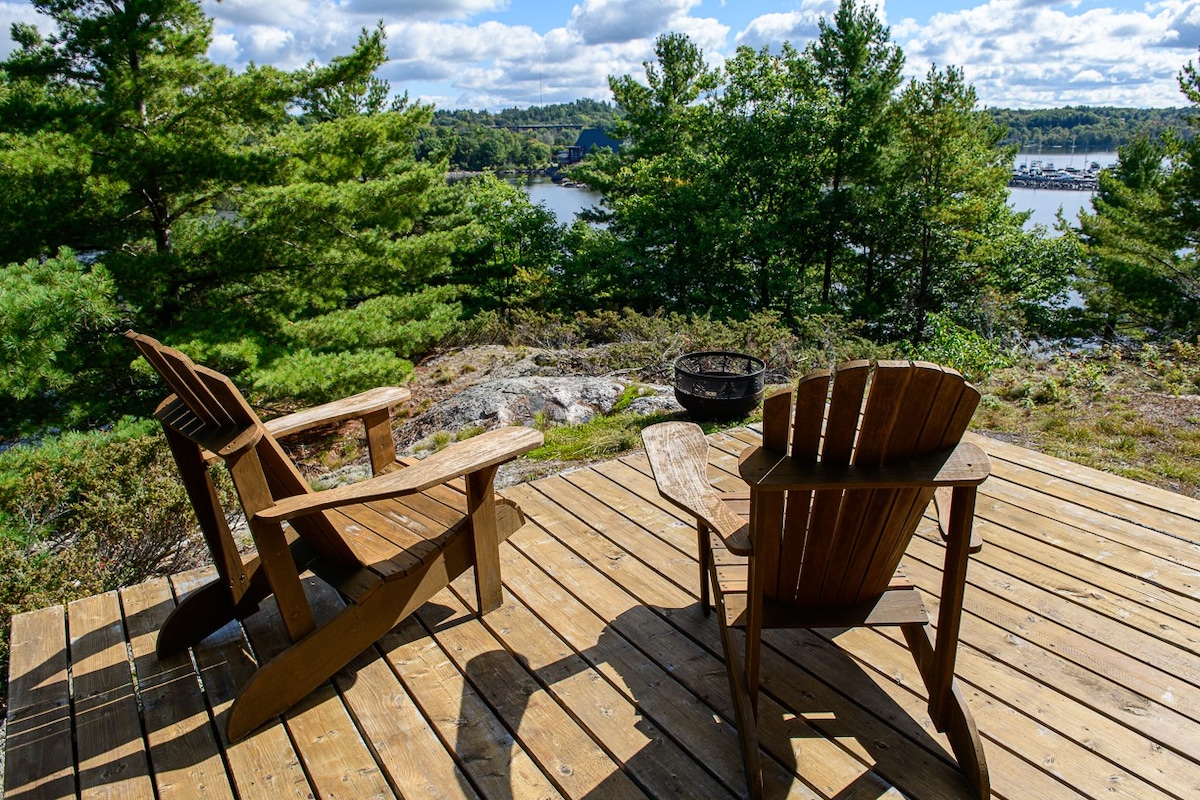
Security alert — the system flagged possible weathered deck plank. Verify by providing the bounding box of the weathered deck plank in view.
[4,606,75,800]
[69,591,156,800]
[7,429,1200,800]
[120,579,233,800]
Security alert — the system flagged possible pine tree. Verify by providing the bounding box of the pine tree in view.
[0,3,474,428]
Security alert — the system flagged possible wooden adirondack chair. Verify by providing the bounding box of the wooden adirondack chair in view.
[642,360,991,799]
[127,331,543,741]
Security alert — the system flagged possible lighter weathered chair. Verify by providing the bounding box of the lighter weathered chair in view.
[128,331,542,741]
[642,360,990,798]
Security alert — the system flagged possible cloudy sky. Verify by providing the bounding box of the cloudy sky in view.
[3,0,1199,110]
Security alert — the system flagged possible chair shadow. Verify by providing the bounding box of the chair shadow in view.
[6,589,971,799]
[453,602,973,800]
[6,593,187,796]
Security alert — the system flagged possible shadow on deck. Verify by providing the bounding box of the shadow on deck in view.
[6,429,1200,800]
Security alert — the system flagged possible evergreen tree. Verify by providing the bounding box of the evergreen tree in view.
[1073,54,1200,340]
[884,66,1021,342]
[1076,134,1198,337]
[574,33,729,313]
[0,2,473,430]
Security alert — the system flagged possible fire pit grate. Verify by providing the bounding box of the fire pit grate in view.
[673,351,766,420]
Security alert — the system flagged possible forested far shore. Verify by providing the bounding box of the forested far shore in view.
[415,101,1189,173]
[988,106,1192,151]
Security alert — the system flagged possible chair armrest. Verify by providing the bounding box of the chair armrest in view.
[254,426,544,523]
[642,422,752,556]
[738,441,990,491]
[264,386,412,439]
[933,487,984,553]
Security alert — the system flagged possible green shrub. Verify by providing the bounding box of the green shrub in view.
[250,348,415,404]
[450,308,891,383]
[287,288,462,358]
[907,313,1012,381]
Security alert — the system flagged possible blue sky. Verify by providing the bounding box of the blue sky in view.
[2,0,1198,109]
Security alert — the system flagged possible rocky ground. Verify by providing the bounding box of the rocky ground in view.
[288,343,685,489]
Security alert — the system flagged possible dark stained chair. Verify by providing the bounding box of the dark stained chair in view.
[642,359,991,798]
[128,330,542,741]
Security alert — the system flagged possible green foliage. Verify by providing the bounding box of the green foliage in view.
[1071,58,1200,341]
[611,384,655,414]
[987,106,1190,151]
[452,307,892,382]
[809,0,905,305]
[1077,132,1200,338]
[425,98,618,170]
[249,349,415,405]
[574,3,1063,346]
[420,125,552,171]
[0,5,480,430]
[286,288,462,357]
[904,313,1012,381]
[453,175,565,312]
[883,65,1018,342]
[528,411,671,462]
[0,249,119,401]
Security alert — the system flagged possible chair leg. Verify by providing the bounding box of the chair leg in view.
[903,623,989,798]
[156,563,267,657]
[718,612,764,800]
[698,522,711,616]
[466,466,504,615]
[226,532,477,741]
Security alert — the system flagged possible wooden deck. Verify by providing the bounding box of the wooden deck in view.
[6,428,1200,800]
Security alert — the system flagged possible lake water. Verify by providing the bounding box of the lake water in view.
[510,176,603,225]
[516,150,1122,232]
[1010,150,1118,234]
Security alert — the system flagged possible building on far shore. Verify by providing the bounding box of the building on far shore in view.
[557,128,621,166]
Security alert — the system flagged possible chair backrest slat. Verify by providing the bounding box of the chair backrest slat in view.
[776,370,831,598]
[836,364,949,603]
[850,361,913,467]
[764,360,979,608]
[755,390,792,599]
[128,330,361,567]
[864,365,978,591]
[127,332,242,429]
[787,361,870,605]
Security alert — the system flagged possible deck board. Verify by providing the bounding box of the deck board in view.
[7,429,1200,799]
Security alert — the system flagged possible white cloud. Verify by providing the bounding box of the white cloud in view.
[207,33,241,63]
[382,17,659,108]
[347,0,508,19]
[5,0,1198,110]
[201,0,314,28]
[897,0,1198,107]
[567,0,701,45]
[243,26,296,59]
[1069,68,1108,84]
[735,10,826,49]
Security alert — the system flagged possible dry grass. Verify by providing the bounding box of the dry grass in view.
[972,344,1200,499]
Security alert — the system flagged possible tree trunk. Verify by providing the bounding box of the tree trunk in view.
[820,173,843,305]
[912,225,933,343]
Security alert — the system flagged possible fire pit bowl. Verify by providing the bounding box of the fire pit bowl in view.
[673,351,766,420]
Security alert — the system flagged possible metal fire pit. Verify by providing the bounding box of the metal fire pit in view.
[673,351,766,420]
